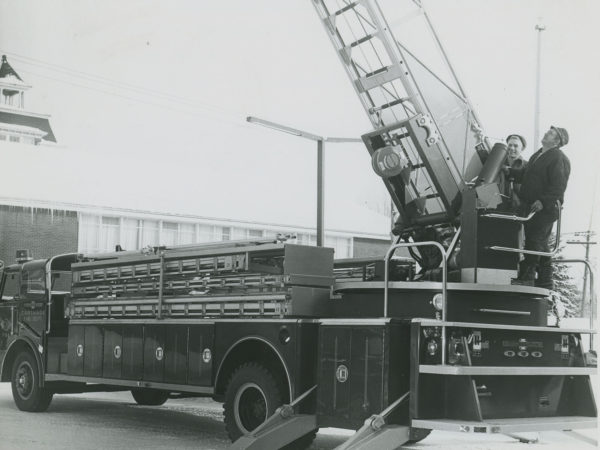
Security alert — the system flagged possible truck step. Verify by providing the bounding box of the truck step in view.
[411,416,597,434]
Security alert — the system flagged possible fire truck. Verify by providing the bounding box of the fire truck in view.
[0,1,596,449]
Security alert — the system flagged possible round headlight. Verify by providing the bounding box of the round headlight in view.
[432,293,443,311]
[427,340,438,356]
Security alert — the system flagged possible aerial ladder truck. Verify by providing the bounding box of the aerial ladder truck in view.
[0,1,596,449]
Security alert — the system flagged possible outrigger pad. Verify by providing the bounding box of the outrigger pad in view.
[334,421,410,450]
[229,414,317,450]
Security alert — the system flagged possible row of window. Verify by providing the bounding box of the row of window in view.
[78,214,353,258]
[0,134,36,144]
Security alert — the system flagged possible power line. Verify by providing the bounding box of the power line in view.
[14,66,273,137]
[2,50,233,116]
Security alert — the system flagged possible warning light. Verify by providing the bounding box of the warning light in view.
[15,249,32,264]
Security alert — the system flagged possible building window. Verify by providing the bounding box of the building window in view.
[179,223,195,245]
[162,221,178,246]
[79,214,101,254]
[221,227,231,241]
[121,218,140,250]
[142,220,159,247]
[325,235,353,259]
[9,135,19,143]
[249,229,264,239]
[198,225,215,242]
[0,134,6,141]
[100,217,120,252]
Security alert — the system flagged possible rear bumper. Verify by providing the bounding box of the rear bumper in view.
[412,415,597,433]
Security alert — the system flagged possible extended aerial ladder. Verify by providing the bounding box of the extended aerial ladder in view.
[312,0,490,229]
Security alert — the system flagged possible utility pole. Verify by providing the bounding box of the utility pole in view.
[567,230,597,313]
[533,20,546,147]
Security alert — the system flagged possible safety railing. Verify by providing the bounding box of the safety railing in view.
[485,201,562,257]
[384,241,448,361]
[554,258,596,350]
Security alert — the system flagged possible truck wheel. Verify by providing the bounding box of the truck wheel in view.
[224,362,284,442]
[131,388,169,406]
[408,427,431,443]
[11,351,53,412]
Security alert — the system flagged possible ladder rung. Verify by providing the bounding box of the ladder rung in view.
[330,1,361,18]
[356,65,403,92]
[424,193,440,200]
[347,32,377,49]
[369,97,409,113]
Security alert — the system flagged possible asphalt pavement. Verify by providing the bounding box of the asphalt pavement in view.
[0,384,596,449]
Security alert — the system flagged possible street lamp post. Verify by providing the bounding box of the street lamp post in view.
[534,21,546,147]
[246,116,361,246]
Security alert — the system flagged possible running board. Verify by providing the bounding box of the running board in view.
[411,416,597,434]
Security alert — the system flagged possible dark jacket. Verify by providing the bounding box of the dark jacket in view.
[508,156,526,195]
[511,146,570,219]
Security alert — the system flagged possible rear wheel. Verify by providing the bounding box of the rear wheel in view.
[223,362,284,442]
[131,388,169,406]
[11,351,53,412]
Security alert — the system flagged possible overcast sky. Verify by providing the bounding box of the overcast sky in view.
[0,0,598,254]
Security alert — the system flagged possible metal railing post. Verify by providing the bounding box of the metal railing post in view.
[157,251,165,319]
[554,258,596,350]
[384,241,448,361]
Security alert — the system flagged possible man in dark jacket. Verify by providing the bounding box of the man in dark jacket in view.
[511,126,570,289]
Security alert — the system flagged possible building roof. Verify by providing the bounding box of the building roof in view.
[0,55,23,82]
[0,109,56,142]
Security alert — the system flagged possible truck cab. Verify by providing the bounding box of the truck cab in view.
[0,252,78,410]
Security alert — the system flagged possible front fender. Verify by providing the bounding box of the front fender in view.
[1,336,45,387]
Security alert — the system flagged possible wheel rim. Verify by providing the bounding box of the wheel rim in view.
[15,361,34,400]
[233,382,268,434]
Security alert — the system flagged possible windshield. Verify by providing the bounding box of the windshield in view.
[1,272,20,301]
[21,267,46,299]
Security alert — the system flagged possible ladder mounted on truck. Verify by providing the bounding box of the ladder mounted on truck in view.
[311,0,490,228]
[66,240,334,320]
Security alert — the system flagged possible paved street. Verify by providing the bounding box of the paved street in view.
[0,384,596,449]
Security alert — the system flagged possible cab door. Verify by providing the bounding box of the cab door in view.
[17,261,48,340]
[0,269,20,354]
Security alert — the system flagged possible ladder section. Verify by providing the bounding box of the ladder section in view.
[66,242,334,319]
[312,0,426,129]
[362,115,460,225]
[312,0,489,191]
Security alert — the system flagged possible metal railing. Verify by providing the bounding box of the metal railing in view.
[384,241,448,362]
[554,258,596,350]
[482,211,536,222]
[486,201,562,257]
